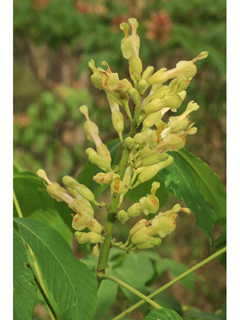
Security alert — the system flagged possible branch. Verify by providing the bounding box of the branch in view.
[98,273,162,310]
[113,246,227,320]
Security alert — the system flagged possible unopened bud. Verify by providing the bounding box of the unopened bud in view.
[131,227,150,245]
[75,231,103,244]
[68,188,94,217]
[117,210,129,224]
[127,203,143,217]
[88,153,112,172]
[62,176,96,203]
[72,213,91,231]
[96,143,112,164]
[144,94,182,114]
[150,86,168,101]
[142,66,154,81]
[93,172,115,185]
[141,153,169,166]
[130,219,147,236]
[125,137,134,149]
[112,110,124,136]
[128,88,141,102]
[148,68,168,85]
[92,243,99,257]
[87,218,104,234]
[132,156,173,188]
[138,80,148,94]
[136,237,162,249]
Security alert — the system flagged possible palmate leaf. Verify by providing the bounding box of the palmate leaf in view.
[13,229,38,320]
[14,218,98,320]
[158,150,216,239]
[144,308,183,320]
[176,148,226,225]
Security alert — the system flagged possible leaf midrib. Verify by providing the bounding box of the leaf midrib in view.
[14,219,81,313]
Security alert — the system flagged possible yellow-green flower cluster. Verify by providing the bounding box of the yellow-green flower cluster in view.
[37,18,207,255]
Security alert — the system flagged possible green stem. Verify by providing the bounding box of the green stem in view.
[96,87,142,283]
[98,273,162,310]
[96,147,130,279]
[113,246,226,320]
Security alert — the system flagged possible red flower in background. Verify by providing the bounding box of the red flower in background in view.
[146,10,172,44]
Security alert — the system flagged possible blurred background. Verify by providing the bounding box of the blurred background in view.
[13,0,226,319]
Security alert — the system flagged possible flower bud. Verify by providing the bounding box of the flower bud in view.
[117,210,129,224]
[75,231,103,244]
[136,237,162,249]
[130,219,147,236]
[150,86,168,101]
[96,143,112,164]
[119,78,133,93]
[62,176,96,203]
[139,146,157,158]
[125,137,134,149]
[45,182,67,203]
[93,172,115,185]
[156,134,185,152]
[129,55,143,74]
[142,110,165,129]
[132,156,173,188]
[148,68,168,85]
[80,105,100,143]
[142,66,154,81]
[141,152,169,166]
[92,243,99,257]
[68,188,94,217]
[144,94,182,114]
[128,87,141,103]
[131,227,150,245]
[127,203,143,217]
[87,218,104,234]
[169,78,190,93]
[138,79,148,94]
[88,153,112,172]
[72,213,91,231]
[111,110,124,137]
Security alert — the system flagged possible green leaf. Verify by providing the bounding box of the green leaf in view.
[110,251,155,303]
[158,151,216,239]
[177,149,226,225]
[164,259,194,292]
[14,218,98,320]
[143,308,183,319]
[29,210,73,247]
[13,229,38,320]
[184,306,226,320]
[214,226,226,268]
[13,171,73,232]
[93,280,118,320]
[154,291,183,316]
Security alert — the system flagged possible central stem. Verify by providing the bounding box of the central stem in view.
[96,97,141,281]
